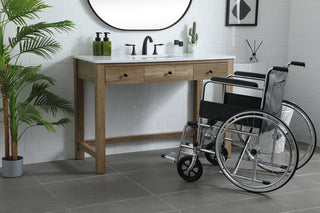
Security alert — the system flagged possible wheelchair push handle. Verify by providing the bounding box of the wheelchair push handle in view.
[289,61,306,67]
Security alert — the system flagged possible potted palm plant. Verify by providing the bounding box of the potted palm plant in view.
[0,0,75,177]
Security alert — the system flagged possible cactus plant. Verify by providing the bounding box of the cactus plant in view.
[189,22,198,44]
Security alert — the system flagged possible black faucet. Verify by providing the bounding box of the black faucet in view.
[142,36,153,55]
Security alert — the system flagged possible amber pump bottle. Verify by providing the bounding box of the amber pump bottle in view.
[93,32,102,56]
[102,32,111,56]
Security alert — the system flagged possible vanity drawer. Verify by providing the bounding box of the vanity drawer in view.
[194,63,228,80]
[105,66,144,84]
[145,64,193,82]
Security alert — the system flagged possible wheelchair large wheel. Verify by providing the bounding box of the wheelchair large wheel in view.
[282,100,317,169]
[215,111,299,193]
[177,155,203,182]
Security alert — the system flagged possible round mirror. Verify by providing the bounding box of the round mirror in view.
[88,0,193,31]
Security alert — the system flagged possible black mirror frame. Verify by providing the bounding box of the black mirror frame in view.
[87,0,193,31]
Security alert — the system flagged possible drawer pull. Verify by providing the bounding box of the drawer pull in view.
[123,73,129,77]
[208,70,214,74]
[168,71,173,75]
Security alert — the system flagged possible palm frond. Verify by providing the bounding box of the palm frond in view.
[27,73,54,84]
[1,0,50,25]
[16,65,40,87]
[26,83,74,116]
[17,102,55,132]
[24,81,49,103]
[10,65,39,91]
[0,65,53,97]
[19,36,61,59]
[0,65,20,94]
[18,65,54,85]
[9,21,75,48]
[52,118,72,127]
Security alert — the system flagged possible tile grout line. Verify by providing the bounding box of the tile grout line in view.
[270,186,320,197]
[279,205,320,213]
[108,164,178,211]
[105,149,178,165]
[106,156,173,166]
[162,195,264,213]
[105,167,171,175]
[153,186,320,213]
[24,166,71,213]
[298,175,320,185]
[68,195,155,211]
[31,164,119,186]
[43,172,119,185]
[156,184,228,196]
[296,171,320,177]
[59,164,177,212]
[156,210,182,213]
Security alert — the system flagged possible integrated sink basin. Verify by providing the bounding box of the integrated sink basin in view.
[131,55,178,60]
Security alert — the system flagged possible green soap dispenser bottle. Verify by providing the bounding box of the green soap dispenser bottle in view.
[93,32,102,56]
[102,32,111,56]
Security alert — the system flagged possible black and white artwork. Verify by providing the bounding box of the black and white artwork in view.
[226,0,259,26]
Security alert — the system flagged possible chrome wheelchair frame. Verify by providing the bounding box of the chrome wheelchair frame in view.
[162,66,299,193]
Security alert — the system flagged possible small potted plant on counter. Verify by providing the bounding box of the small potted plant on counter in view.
[188,21,198,54]
[0,0,75,177]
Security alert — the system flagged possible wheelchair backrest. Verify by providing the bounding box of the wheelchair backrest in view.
[198,66,288,125]
[262,67,288,118]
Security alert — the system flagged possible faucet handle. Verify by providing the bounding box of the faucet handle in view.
[153,43,164,55]
[125,44,137,55]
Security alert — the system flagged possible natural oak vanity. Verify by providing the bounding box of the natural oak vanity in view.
[73,54,234,174]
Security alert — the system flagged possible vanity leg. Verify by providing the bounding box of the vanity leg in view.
[95,65,106,174]
[193,80,203,122]
[193,80,203,141]
[74,59,85,160]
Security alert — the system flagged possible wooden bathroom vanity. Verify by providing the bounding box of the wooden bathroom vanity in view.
[73,54,234,174]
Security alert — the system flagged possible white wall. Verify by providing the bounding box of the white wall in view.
[0,0,292,165]
[286,0,320,145]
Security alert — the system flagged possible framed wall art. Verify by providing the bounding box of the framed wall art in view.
[226,0,259,26]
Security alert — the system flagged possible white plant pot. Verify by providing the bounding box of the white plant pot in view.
[188,43,197,54]
[2,156,23,178]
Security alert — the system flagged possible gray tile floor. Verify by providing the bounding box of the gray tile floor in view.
[1,148,320,213]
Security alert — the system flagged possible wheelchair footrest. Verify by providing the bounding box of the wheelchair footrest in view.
[161,152,177,164]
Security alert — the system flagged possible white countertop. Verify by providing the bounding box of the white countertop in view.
[73,54,235,64]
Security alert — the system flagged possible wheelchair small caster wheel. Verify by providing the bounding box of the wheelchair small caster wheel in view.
[177,155,203,182]
[205,142,228,166]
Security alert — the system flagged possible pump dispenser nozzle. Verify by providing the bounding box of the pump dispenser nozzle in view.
[95,32,102,41]
[104,32,110,41]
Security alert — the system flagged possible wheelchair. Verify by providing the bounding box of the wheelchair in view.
[230,61,316,169]
[162,66,299,193]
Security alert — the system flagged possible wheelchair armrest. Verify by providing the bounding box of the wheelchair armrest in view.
[273,66,288,72]
[234,71,266,80]
[187,121,198,128]
[211,77,259,88]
